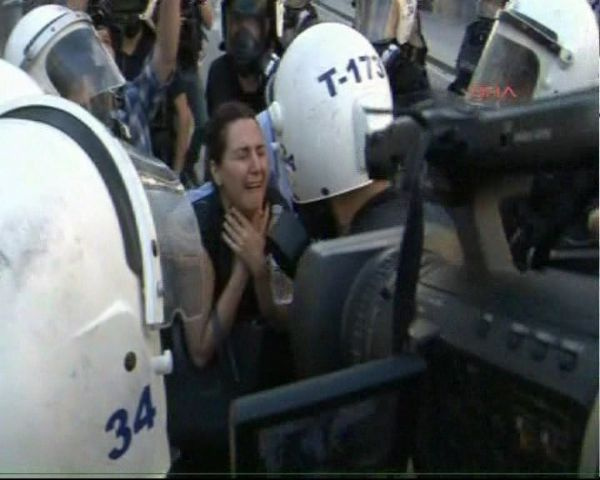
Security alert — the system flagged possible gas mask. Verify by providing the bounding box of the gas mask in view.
[230,24,267,77]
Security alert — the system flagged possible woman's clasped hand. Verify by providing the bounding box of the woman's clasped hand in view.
[222,206,270,279]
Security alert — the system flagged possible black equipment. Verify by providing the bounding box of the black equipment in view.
[230,354,425,473]
[366,87,598,474]
[369,87,597,177]
[264,88,598,473]
[414,255,598,473]
[290,227,408,378]
[231,221,426,473]
[266,209,311,279]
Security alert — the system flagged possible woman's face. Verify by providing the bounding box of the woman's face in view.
[213,118,269,216]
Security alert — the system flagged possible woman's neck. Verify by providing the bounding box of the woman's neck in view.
[219,191,232,212]
[218,192,257,220]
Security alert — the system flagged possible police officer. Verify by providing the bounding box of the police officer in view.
[4,1,182,156]
[353,0,430,108]
[265,24,424,472]
[0,58,205,475]
[268,23,411,238]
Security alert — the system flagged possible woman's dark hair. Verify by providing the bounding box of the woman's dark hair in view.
[205,101,258,165]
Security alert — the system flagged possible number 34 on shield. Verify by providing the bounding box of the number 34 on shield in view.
[105,385,157,460]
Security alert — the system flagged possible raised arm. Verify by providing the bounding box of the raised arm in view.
[152,0,182,85]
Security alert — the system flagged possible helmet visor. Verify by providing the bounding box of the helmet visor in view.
[466,33,539,105]
[45,26,124,115]
[354,0,396,43]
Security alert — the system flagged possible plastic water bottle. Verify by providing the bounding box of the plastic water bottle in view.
[269,255,293,305]
[269,204,294,305]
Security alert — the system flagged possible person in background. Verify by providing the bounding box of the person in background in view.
[96,0,181,154]
[448,0,507,96]
[280,0,319,49]
[353,0,430,109]
[112,0,157,81]
[5,0,181,156]
[151,0,214,185]
[205,0,278,116]
[25,0,155,80]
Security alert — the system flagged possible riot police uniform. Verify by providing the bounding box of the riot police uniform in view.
[354,0,431,108]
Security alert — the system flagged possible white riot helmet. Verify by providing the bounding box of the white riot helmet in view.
[467,0,599,104]
[0,62,206,473]
[0,58,42,103]
[354,0,418,45]
[268,23,393,204]
[4,4,125,123]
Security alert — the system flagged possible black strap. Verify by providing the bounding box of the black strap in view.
[415,12,428,50]
[392,129,428,353]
